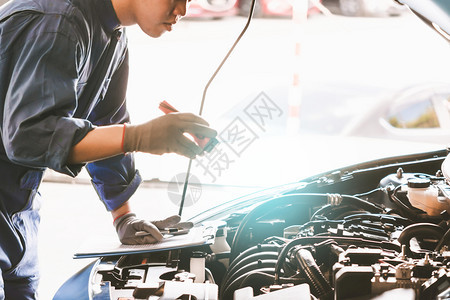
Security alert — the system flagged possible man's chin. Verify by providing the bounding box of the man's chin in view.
[140,26,166,38]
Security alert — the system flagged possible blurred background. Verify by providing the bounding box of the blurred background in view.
[5,0,448,298]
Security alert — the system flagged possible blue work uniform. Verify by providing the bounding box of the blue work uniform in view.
[0,0,142,298]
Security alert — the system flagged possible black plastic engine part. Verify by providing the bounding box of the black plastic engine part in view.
[334,266,374,300]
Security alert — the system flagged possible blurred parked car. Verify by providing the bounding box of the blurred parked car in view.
[186,0,403,19]
[341,83,450,145]
[237,0,403,18]
[336,0,405,17]
[238,0,321,18]
[186,0,239,19]
[186,0,322,19]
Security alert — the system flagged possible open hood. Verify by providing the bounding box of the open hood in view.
[398,0,450,41]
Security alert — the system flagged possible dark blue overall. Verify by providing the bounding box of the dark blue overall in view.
[0,0,141,298]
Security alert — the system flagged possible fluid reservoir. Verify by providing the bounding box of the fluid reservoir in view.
[407,178,445,216]
[190,251,206,283]
[209,227,231,268]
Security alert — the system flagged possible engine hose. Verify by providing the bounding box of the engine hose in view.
[341,195,384,214]
[311,204,332,221]
[391,185,425,220]
[312,196,384,221]
[398,223,445,256]
[294,249,333,299]
[323,207,365,220]
[226,252,279,277]
[312,206,361,221]
[343,213,412,227]
[228,244,280,271]
[221,259,278,292]
[296,220,342,235]
[221,267,275,300]
[221,251,278,290]
[329,243,345,257]
[205,268,215,284]
[353,187,384,198]
[230,194,383,261]
[221,256,297,288]
[230,194,329,261]
[435,228,450,251]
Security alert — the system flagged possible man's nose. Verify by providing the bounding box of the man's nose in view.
[174,0,189,17]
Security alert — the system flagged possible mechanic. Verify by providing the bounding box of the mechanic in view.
[0,0,216,298]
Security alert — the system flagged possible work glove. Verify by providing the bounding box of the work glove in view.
[123,113,217,159]
[114,213,181,245]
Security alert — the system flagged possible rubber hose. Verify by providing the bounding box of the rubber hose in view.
[341,195,384,214]
[205,268,215,284]
[228,244,279,271]
[231,194,383,261]
[398,223,445,256]
[226,252,278,277]
[221,251,278,291]
[222,259,278,293]
[343,213,411,226]
[230,194,330,261]
[295,248,333,298]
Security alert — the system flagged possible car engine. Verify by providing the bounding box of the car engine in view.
[218,152,450,300]
[55,150,450,299]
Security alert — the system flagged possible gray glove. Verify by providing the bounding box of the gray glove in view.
[114,213,181,245]
[123,113,217,159]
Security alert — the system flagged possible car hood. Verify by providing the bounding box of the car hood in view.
[398,0,450,40]
[188,148,448,224]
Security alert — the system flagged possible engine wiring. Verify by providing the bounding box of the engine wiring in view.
[218,168,450,299]
[85,152,450,299]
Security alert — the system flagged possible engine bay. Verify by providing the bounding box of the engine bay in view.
[56,150,450,299]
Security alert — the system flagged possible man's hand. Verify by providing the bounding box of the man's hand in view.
[123,113,217,159]
[114,213,181,245]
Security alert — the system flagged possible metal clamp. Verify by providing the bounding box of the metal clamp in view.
[327,193,343,206]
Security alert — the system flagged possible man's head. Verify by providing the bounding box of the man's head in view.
[111,0,190,37]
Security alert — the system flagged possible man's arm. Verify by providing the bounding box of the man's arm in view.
[68,113,217,227]
[68,112,218,164]
[111,199,131,220]
[67,125,124,164]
